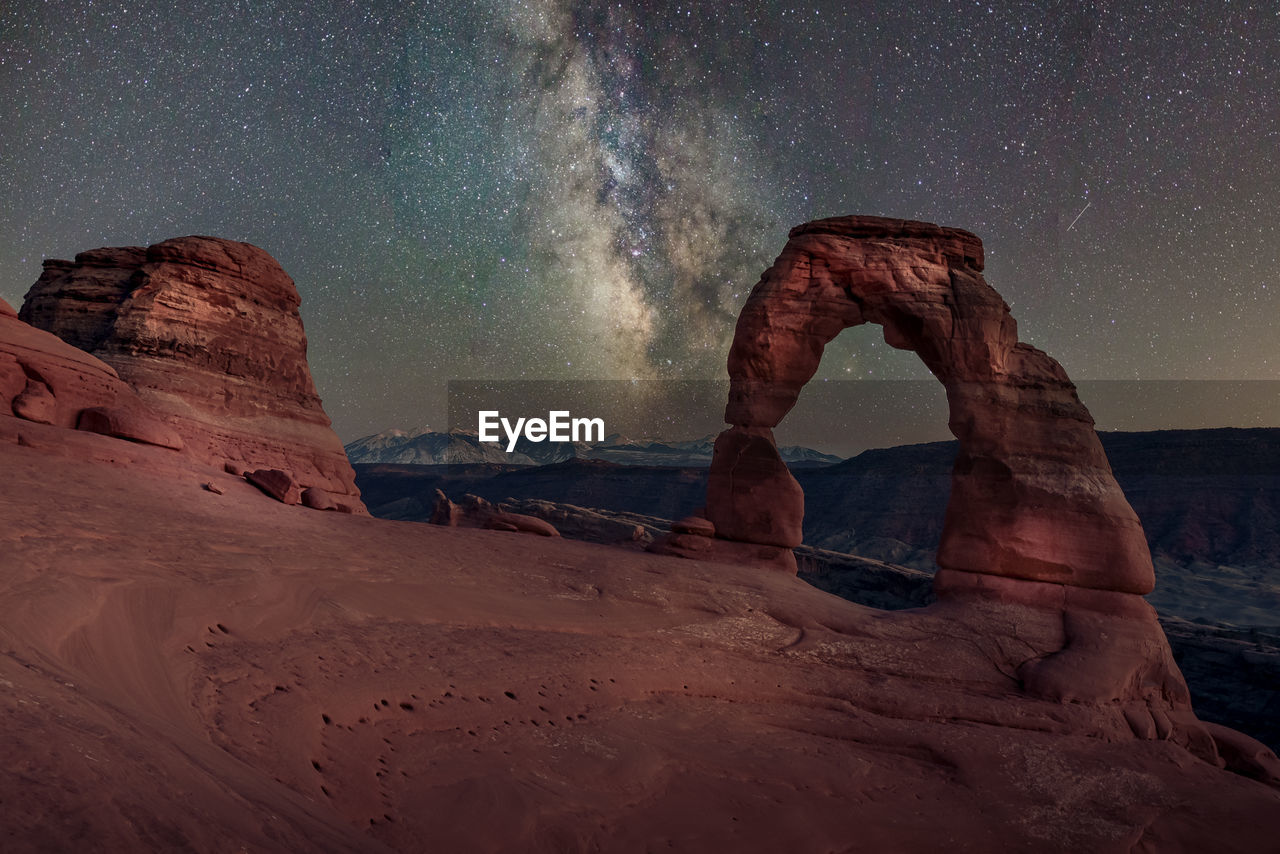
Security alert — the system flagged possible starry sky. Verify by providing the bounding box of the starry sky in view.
[2,0,1278,447]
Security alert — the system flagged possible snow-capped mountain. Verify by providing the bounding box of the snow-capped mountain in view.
[344,428,843,468]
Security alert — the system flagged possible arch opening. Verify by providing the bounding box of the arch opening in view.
[769,316,952,460]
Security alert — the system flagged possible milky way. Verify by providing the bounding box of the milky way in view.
[384,0,785,382]
[2,1,1278,441]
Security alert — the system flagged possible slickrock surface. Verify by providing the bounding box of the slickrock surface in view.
[708,215,1152,595]
[20,236,364,511]
[349,439,1280,750]
[2,420,1278,852]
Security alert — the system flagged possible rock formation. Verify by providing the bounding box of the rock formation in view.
[707,215,1152,595]
[77,405,184,450]
[694,215,1260,761]
[430,490,561,537]
[246,468,303,505]
[1,293,182,449]
[20,236,364,511]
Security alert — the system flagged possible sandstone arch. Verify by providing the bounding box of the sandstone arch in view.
[706,216,1154,595]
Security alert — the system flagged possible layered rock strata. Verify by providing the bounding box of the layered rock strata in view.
[20,236,364,511]
[707,215,1152,595]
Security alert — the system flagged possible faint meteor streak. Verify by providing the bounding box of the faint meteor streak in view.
[1066,201,1092,231]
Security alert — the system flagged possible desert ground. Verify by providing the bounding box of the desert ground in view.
[3,415,1279,852]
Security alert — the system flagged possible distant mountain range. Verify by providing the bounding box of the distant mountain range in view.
[344,427,844,468]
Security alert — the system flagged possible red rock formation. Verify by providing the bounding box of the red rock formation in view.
[671,515,714,537]
[301,485,338,511]
[17,247,147,352]
[1,297,181,449]
[246,468,302,505]
[709,215,1153,595]
[649,506,800,572]
[20,236,365,512]
[77,406,184,450]
[705,426,804,548]
[430,490,562,537]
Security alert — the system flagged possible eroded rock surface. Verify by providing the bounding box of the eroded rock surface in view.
[2,433,1278,852]
[21,236,364,511]
[247,468,302,505]
[699,216,1224,751]
[1,300,183,451]
[430,490,561,537]
[77,405,184,450]
[709,215,1152,595]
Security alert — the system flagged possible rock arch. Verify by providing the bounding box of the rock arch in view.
[706,216,1153,595]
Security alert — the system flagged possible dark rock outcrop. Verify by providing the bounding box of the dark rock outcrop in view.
[21,236,364,512]
[355,459,709,524]
[498,498,655,545]
[1162,618,1280,752]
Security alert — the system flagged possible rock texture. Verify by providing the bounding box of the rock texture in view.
[21,236,365,511]
[430,490,561,537]
[709,215,1152,595]
[77,405,184,450]
[354,458,709,524]
[1163,618,1280,753]
[500,498,657,546]
[246,468,302,505]
[698,216,1236,773]
[1,296,183,450]
[301,485,338,511]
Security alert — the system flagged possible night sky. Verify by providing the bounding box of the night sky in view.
[2,1,1278,446]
